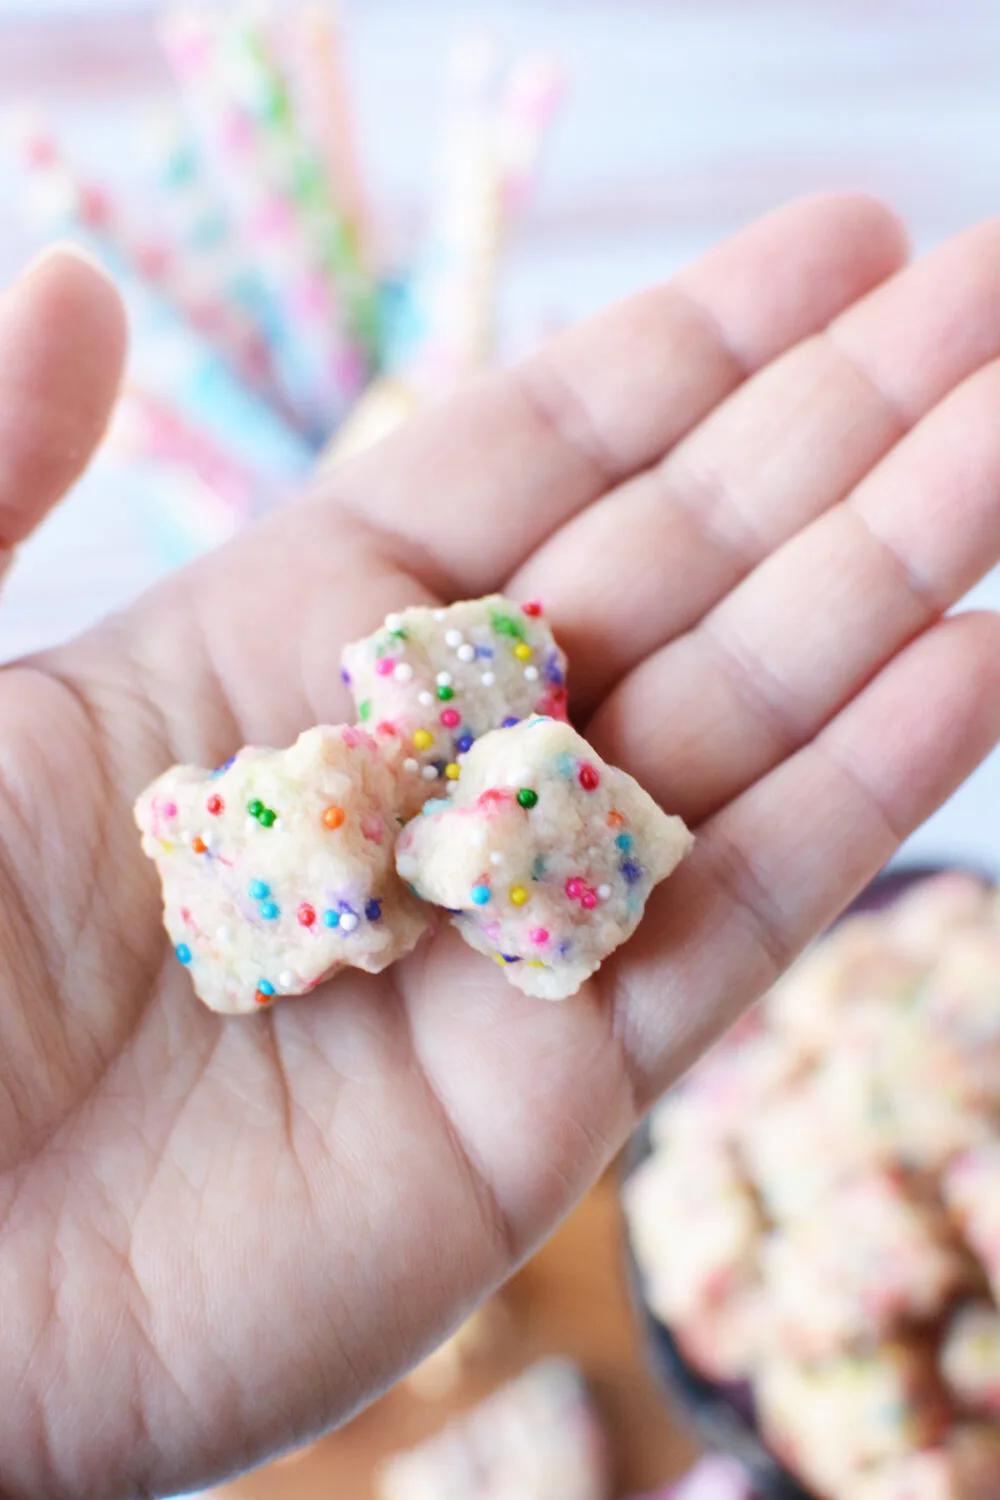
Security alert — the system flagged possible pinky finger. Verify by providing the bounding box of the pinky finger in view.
[615,610,1000,1104]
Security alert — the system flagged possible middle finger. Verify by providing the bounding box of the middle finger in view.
[509,218,1000,713]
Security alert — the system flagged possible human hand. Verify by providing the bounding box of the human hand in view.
[4,197,1000,1498]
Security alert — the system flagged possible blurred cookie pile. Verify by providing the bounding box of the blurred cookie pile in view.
[625,873,1000,1500]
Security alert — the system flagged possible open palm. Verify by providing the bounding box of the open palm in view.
[5,197,1000,1499]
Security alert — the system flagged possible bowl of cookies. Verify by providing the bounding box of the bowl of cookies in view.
[623,867,1000,1500]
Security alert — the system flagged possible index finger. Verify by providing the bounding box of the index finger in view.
[325,193,908,597]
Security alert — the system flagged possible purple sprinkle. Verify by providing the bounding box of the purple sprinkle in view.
[339,901,356,915]
[340,667,352,686]
[501,716,520,728]
[475,644,494,658]
[500,954,522,964]
[365,898,382,922]
[545,653,564,686]
[620,860,642,885]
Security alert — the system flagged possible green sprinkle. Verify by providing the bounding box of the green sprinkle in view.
[258,809,276,828]
[517,788,539,809]
[436,685,455,702]
[358,700,372,722]
[489,607,527,642]
[247,799,264,818]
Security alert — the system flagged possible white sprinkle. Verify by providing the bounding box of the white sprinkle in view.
[481,671,496,687]
[403,757,420,773]
[587,845,600,859]
[385,612,403,632]
[490,851,505,867]
[471,827,487,846]
[597,884,612,900]
[434,608,447,621]
[216,926,231,944]
[444,629,464,649]
[278,971,296,991]
[523,665,539,682]
[436,671,453,687]
[393,662,414,682]
[422,765,440,780]
[456,643,476,663]
[200,830,215,850]
[340,913,359,933]
[418,690,434,707]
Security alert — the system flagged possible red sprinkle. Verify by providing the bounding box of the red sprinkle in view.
[478,788,511,808]
[522,601,543,617]
[581,890,598,910]
[565,877,585,900]
[375,657,395,676]
[440,708,461,729]
[579,764,600,792]
[375,720,398,736]
[254,989,272,1007]
[298,903,316,927]
[206,794,224,816]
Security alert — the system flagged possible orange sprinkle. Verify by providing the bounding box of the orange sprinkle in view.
[323,805,346,830]
[191,836,208,854]
[607,810,625,829]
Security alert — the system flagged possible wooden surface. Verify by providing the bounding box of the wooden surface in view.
[219,1173,697,1500]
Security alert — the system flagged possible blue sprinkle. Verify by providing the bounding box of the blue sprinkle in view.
[456,733,475,754]
[212,755,236,777]
[175,943,192,965]
[616,833,634,852]
[250,880,270,900]
[620,860,642,885]
[501,954,522,964]
[257,980,275,996]
[471,884,491,905]
[475,644,494,658]
[501,716,520,728]
[422,798,449,816]
[323,909,341,928]
[260,900,280,920]
[553,752,576,780]
[545,654,565,686]
[365,898,383,922]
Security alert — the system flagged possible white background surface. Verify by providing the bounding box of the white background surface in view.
[0,0,999,871]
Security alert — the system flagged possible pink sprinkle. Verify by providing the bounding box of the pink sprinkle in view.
[529,928,550,945]
[376,657,396,676]
[581,890,598,910]
[162,800,178,819]
[484,922,502,941]
[376,720,398,736]
[440,708,460,728]
[341,726,360,748]
[565,877,585,900]
[361,817,384,844]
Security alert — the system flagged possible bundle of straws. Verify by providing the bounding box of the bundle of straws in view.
[8,3,563,564]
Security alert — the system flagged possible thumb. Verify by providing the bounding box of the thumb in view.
[0,244,127,566]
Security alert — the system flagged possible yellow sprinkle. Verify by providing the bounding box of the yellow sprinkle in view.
[528,960,545,968]
[412,729,434,751]
[509,885,529,906]
[513,642,532,661]
[444,762,461,780]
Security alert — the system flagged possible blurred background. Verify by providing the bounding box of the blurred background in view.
[3,3,1000,1498]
